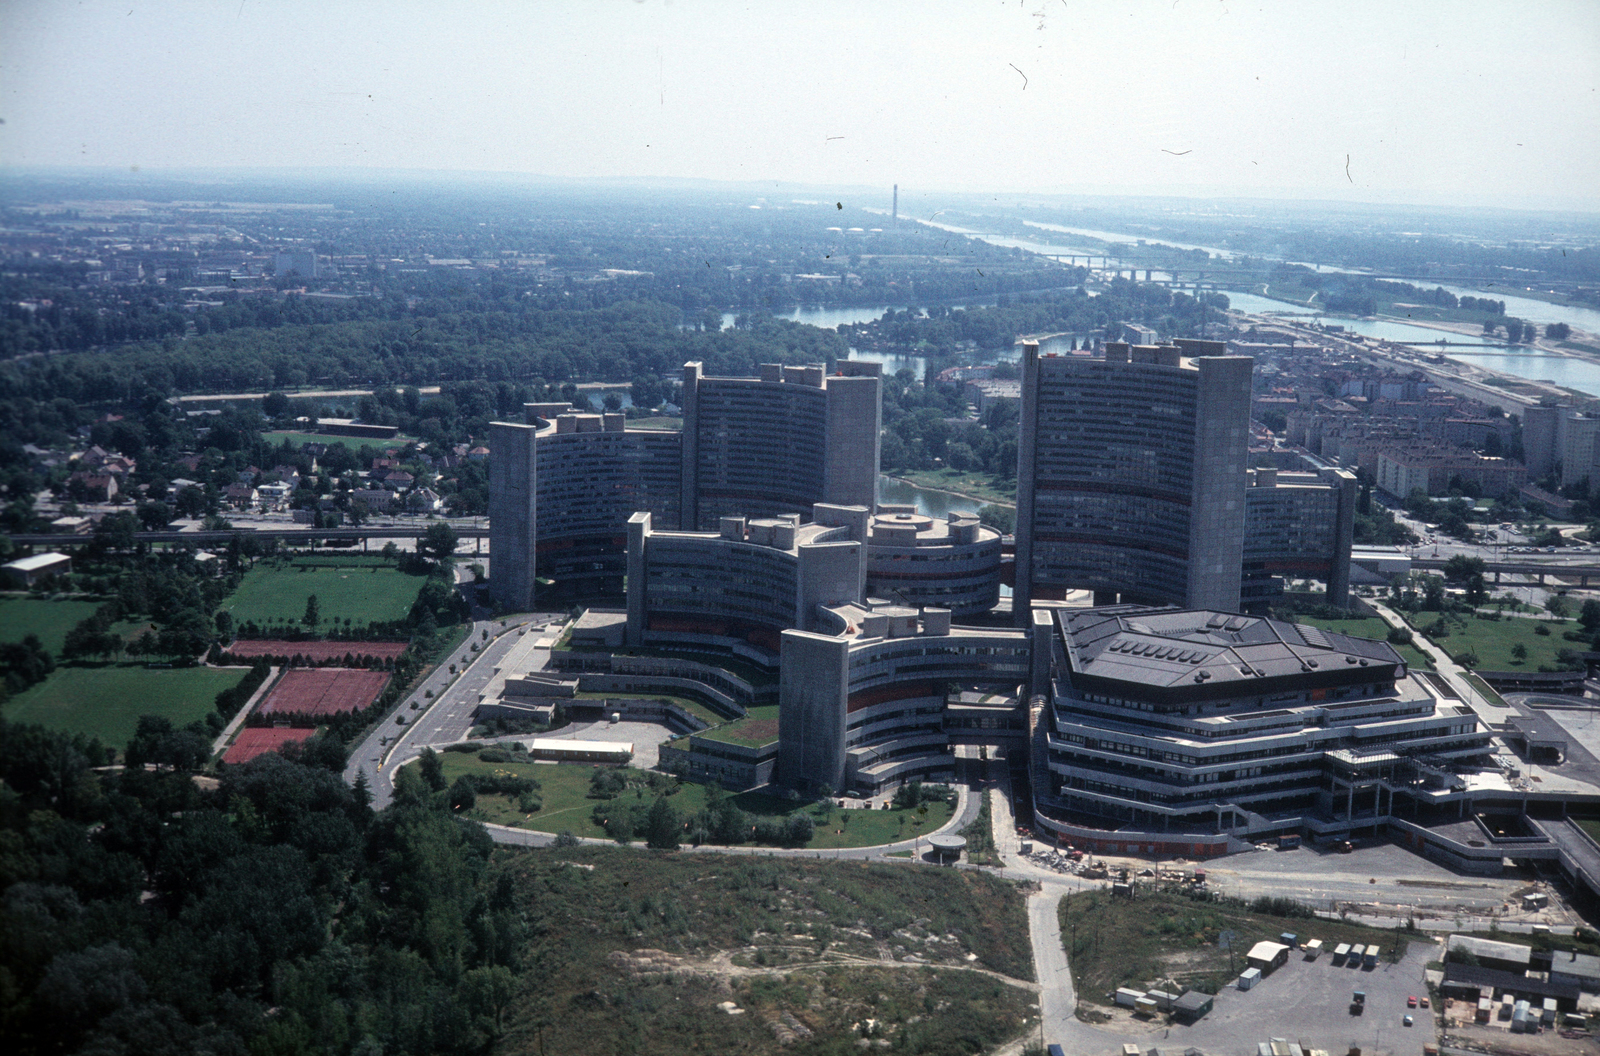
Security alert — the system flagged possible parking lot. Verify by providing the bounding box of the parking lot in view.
[1055,935,1438,1054]
[1098,940,1438,1053]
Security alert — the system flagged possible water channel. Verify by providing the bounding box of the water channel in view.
[710,221,1600,398]
[933,217,1600,336]
[877,475,985,518]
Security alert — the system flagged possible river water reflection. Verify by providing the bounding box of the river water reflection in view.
[878,475,984,518]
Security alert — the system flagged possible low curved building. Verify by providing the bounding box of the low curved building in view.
[625,504,869,659]
[1032,605,1492,855]
[865,505,1002,617]
[778,602,1032,794]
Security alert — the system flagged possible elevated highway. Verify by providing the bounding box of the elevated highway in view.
[1409,556,1600,587]
[8,526,491,548]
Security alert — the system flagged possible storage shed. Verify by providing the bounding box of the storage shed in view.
[1247,940,1290,973]
[1173,990,1214,1020]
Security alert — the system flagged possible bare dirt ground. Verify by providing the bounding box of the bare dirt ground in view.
[605,944,1039,992]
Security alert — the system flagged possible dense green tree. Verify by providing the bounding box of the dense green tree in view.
[418,747,447,791]
[646,795,680,850]
[1442,554,1487,581]
[976,504,1016,535]
[419,522,459,565]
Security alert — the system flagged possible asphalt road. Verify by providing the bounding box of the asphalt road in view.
[342,606,562,809]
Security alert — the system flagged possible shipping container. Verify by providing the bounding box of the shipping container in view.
[1362,946,1379,968]
[1238,967,1262,990]
[1476,995,1492,1023]
[1333,942,1351,964]
[1304,938,1323,959]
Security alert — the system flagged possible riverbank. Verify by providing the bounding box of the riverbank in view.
[1372,312,1600,354]
[886,471,1016,509]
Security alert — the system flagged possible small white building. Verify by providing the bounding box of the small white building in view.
[2,552,72,588]
[1247,941,1290,973]
[526,738,632,763]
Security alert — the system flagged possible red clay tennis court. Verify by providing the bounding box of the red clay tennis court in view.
[258,668,391,717]
[223,640,408,662]
[223,727,315,764]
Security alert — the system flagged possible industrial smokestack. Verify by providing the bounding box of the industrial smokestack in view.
[892,184,898,220]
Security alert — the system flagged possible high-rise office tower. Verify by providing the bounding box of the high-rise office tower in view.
[680,360,881,531]
[1014,339,1252,617]
[488,407,681,611]
[488,362,881,610]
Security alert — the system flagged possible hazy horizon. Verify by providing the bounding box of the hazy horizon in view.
[3,0,1598,212]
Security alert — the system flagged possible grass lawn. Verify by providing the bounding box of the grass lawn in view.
[624,416,683,430]
[890,469,1017,508]
[434,753,953,848]
[3,663,247,748]
[264,430,416,449]
[570,691,731,729]
[1290,614,1434,670]
[698,704,779,747]
[1060,887,1414,1004]
[0,597,104,656]
[1462,673,1508,708]
[1404,611,1577,671]
[221,560,426,628]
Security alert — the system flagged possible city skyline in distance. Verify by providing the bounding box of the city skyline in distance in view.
[2,0,1597,213]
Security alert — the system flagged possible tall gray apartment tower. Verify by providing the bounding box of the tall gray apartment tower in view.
[680,360,881,531]
[1014,339,1252,619]
[486,420,539,611]
[487,363,881,611]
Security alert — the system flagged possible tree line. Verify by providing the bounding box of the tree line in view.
[0,715,529,1055]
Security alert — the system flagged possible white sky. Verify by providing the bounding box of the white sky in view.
[2,0,1598,210]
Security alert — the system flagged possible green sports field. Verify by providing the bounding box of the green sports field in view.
[0,598,104,656]
[220,560,427,627]
[3,664,248,747]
